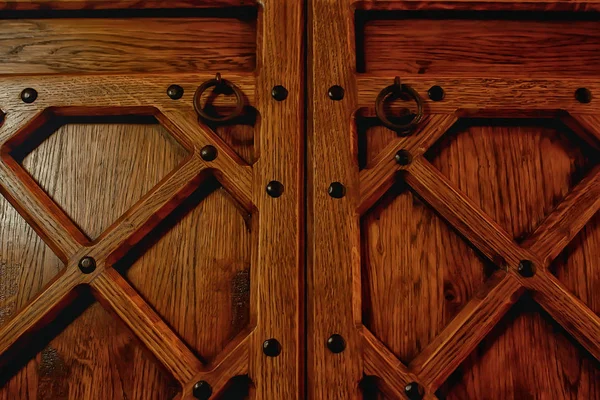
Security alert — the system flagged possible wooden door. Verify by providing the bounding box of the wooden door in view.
[309,1,600,399]
[0,1,303,399]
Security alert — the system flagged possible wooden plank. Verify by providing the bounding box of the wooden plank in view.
[410,273,523,392]
[250,0,304,398]
[0,17,256,74]
[0,0,253,10]
[354,0,600,11]
[90,268,203,385]
[357,76,600,115]
[359,15,600,76]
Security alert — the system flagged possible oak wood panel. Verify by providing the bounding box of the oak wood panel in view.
[0,194,64,329]
[0,16,256,74]
[425,118,596,242]
[437,296,600,400]
[552,212,600,317]
[117,180,252,364]
[361,183,492,364]
[0,295,180,400]
[21,118,189,240]
[0,0,254,10]
[358,13,600,76]
[354,0,600,11]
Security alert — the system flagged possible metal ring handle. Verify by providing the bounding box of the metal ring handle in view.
[194,73,244,122]
[375,76,424,133]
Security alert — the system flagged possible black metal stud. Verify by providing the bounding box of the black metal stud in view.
[21,88,38,104]
[78,257,96,274]
[200,145,218,161]
[328,85,345,101]
[328,182,346,199]
[395,149,412,166]
[326,334,346,354]
[271,85,288,101]
[404,382,424,400]
[518,260,535,277]
[192,381,212,400]
[266,181,284,198]
[167,85,184,100]
[263,338,282,357]
[575,87,592,104]
[428,85,445,101]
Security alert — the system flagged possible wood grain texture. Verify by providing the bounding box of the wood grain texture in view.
[0,295,180,400]
[425,118,596,242]
[437,296,600,400]
[0,17,256,74]
[21,117,189,240]
[354,0,600,11]
[552,212,600,317]
[361,182,492,364]
[358,14,600,76]
[0,0,254,10]
[0,194,64,329]
[118,180,253,364]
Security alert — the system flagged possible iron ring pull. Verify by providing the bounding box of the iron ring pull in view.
[194,73,245,122]
[375,76,425,133]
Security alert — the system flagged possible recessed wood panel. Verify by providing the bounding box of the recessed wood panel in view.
[0,195,64,329]
[0,294,180,400]
[0,11,257,74]
[357,11,600,76]
[361,182,493,364]
[21,116,189,240]
[552,212,600,317]
[425,118,596,242]
[116,178,252,364]
[437,297,600,399]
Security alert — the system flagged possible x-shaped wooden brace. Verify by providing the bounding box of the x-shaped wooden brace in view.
[0,73,257,399]
[356,77,600,399]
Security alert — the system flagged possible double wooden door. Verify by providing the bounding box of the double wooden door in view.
[0,0,599,399]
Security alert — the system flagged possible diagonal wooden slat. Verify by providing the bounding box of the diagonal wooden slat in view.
[405,157,532,268]
[159,109,254,212]
[522,165,600,268]
[358,114,457,214]
[90,268,203,385]
[527,270,600,361]
[0,268,82,364]
[183,332,252,399]
[410,272,524,392]
[0,111,84,259]
[90,156,205,263]
[362,327,424,398]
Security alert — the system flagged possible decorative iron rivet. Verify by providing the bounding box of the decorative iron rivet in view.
[263,338,282,357]
[200,145,218,161]
[575,87,592,104]
[404,382,424,400]
[428,85,445,101]
[167,85,184,100]
[271,85,288,101]
[328,182,346,199]
[518,260,535,277]
[78,257,96,274]
[21,88,38,104]
[192,381,212,399]
[266,181,284,198]
[328,85,345,101]
[395,149,412,166]
[326,334,346,353]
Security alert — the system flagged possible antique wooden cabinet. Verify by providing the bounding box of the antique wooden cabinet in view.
[308,0,600,399]
[0,1,304,399]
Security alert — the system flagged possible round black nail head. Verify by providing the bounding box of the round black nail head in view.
[328,85,345,101]
[575,87,592,104]
[395,149,412,166]
[518,260,535,277]
[272,85,288,101]
[200,145,218,161]
[328,182,346,199]
[78,257,96,274]
[327,334,346,353]
[263,338,282,357]
[266,181,284,198]
[428,85,445,101]
[21,88,38,104]
[192,381,212,399]
[167,85,184,100]
[405,382,424,400]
